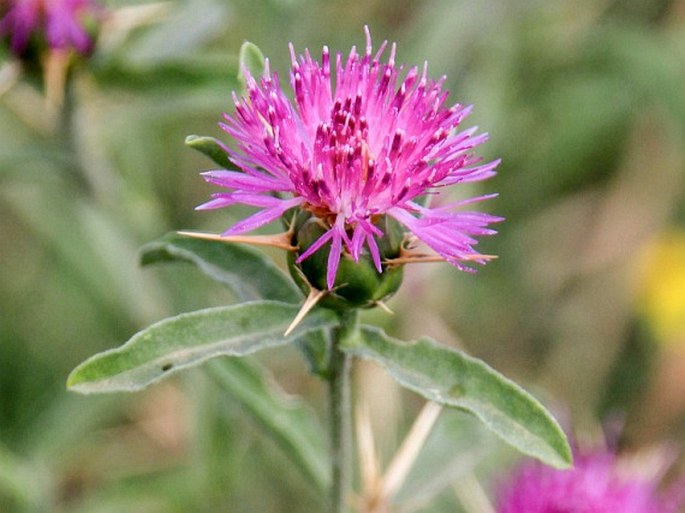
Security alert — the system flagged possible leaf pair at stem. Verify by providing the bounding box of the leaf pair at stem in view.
[67,233,571,476]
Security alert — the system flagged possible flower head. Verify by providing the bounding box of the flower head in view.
[497,449,684,513]
[199,27,502,290]
[0,0,100,56]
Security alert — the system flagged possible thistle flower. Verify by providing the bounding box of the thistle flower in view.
[198,27,502,291]
[0,0,100,56]
[496,449,684,513]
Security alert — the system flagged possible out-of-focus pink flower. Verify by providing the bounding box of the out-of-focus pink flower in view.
[198,27,502,289]
[0,0,100,56]
[497,449,684,513]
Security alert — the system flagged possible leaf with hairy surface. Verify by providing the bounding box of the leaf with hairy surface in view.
[342,326,572,469]
[67,301,338,394]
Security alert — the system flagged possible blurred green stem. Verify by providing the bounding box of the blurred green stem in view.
[58,75,91,195]
[328,310,357,513]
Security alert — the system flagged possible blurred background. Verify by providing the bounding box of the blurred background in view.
[1,0,684,511]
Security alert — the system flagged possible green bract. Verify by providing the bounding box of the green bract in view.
[185,135,233,170]
[288,215,405,310]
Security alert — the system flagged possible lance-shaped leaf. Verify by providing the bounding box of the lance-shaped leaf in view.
[141,232,301,303]
[343,326,572,469]
[185,135,234,169]
[208,359,329,491]
[67,301,338,394]
[141,233,330,376]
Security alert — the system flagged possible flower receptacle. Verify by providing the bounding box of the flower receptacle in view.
[288,217,404,311]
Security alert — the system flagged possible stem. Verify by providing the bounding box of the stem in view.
[58,71,92,195]
[328,310,358,513]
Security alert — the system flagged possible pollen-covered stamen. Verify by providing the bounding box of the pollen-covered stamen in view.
[389,129,404,158]
[304,93,375,218]
[361,141,373,182]
[294,72,305,105]
[322,46,330,77]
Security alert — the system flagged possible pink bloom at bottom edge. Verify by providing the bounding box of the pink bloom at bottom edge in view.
[0,0,101,56]
[197,27,503,290]
[496,450,685,513]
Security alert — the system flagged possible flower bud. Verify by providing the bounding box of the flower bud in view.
[288,214,404,311]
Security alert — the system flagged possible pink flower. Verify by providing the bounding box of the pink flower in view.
[199,27,502,290]
[0,0,100,56]
[496,449,684,513]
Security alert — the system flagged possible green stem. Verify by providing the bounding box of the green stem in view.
[328,310,358,513]
[58,74,92,195]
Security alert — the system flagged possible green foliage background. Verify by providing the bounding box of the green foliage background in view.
[1,0,684,511]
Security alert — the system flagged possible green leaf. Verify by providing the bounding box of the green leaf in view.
[67,301,338,394]
[140,232,301,303]
[185,135,234,170]
[140,233,330,377]
[238,41,266,94]
[207,358,328,490]
[343,326,572,469]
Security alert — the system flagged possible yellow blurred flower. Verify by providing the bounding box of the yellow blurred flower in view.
[637,231,685,345]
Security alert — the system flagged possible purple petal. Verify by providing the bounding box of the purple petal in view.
[201,170,290,192]
[222,197,303,235]
[296,229,334,263]
[326,228,343,290]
